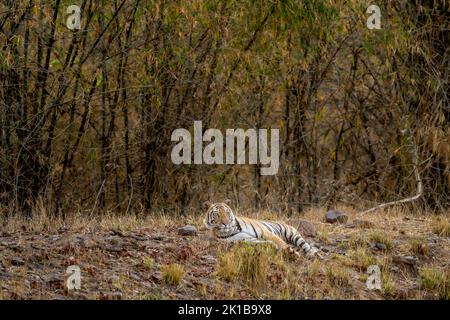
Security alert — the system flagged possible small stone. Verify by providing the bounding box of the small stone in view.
[178,225,197,236]
[10,258,25,266]
[325,210,348,224]
[390,266,400,273]
[393,255,417,266]
[128,234,147,241]
[80,238,96,248]
[57,226,69,234]
[374,243,387,251]
[320,246,332,253]
[201,255,217,264]
[105,245,123,252]
[45,274,64,289]
[345,223,356,228]
[100,292,123,300]
[150,235,164,241]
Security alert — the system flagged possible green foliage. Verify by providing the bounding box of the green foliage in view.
[0,0,448,216]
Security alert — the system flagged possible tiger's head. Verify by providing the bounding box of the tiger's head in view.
[204,203,236,232]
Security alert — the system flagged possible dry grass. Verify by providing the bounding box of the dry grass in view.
[161,264,185,286]
[409,237,429,255]
[419,267,449,299]
[326,264,351,287]
[349,247,377,271]
[217,250,240,282]
[432,216,450,237]
[238,244,274,289]
[368,230,393,251]
[307,259,321,278]
[381,271,396,296]
[143,257,155,270]
[349,233,369,249]
[0,207,449,300]
[111,274,127,290]
[317,226,332,244]
[216,243,281,293]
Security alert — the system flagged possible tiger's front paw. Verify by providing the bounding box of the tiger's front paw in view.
[284,246,301,260]
[306,247,323,260]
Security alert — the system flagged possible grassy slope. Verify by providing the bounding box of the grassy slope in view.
[0,208,449,300]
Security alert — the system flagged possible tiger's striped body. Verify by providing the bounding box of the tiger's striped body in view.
[204,203,320,258]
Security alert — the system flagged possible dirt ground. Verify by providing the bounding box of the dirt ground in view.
[0,208,449,300]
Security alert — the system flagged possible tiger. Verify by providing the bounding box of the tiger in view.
[204,203,321,259]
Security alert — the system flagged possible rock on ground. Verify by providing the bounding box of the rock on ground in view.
[286,219,316,237]
[178,225,198,236]
[325,210,348,224]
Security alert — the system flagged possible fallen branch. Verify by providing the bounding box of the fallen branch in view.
[360,133,423,214]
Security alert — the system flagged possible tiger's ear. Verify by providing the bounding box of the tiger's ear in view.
[224,199,232,205]
[202,201,212,210]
